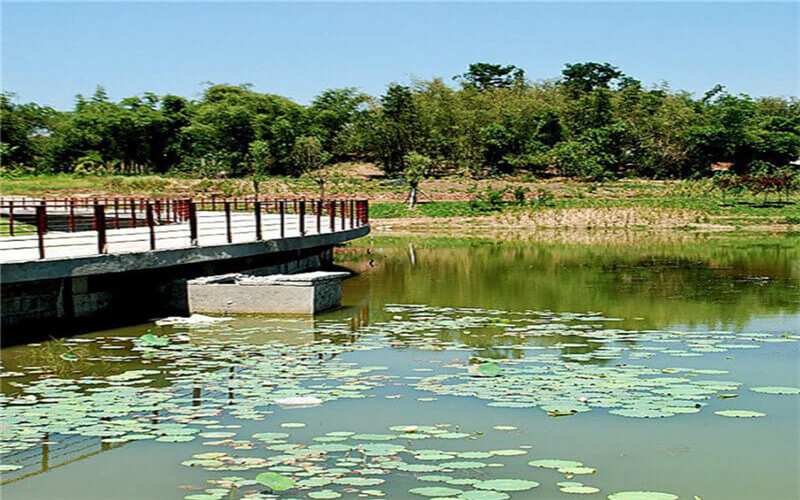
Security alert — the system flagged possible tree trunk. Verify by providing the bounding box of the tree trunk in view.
[318,179,326,201]
[408,185,418,209]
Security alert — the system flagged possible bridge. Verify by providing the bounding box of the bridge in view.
[0,197,370,337]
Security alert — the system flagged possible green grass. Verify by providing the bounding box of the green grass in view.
[370,196,799,225]
[1,174,104,195]
[3,174,798,227]
[370,201,506,219]
[0,218,37,236]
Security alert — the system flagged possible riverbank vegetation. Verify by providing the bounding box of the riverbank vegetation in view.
[3,62,799,185]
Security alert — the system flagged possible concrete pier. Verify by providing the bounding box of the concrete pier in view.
[187,271,352,315]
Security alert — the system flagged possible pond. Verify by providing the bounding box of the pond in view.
[1,233,799,500]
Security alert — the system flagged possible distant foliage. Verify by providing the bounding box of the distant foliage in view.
[2,62,799,184]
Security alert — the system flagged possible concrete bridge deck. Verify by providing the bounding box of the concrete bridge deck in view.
[0,210,368,283]
[0,211,349,263]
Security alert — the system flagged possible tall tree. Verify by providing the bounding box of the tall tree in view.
[562,62,624,93]
[455,63,525,90]
[291,136,332,198]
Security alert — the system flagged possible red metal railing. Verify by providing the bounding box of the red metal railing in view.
[0,197,369,260]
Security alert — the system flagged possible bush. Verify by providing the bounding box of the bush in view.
[512,186,530,205]
[469,184,508,211]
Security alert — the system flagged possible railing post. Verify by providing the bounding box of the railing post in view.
[350,200,355,228]
[299,200,306,236]
[114,199,120,229]
[224,201,232,243]
[189,201,198,246]
[340,200,346,230]
[36,205,46,259]
[131,199,137,228]
[316,200,322,234]
[254,201,262,241]
[329,201,335,232]
[279,201,285,238]
[8,201,14,236]
[94,204,107,254]
[146,202,156,250]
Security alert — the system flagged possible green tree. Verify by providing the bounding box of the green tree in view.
[310,88,370,154]
[402,152,431,208]
[246,140,274,196]
[0,93,57,169]
[373,84,418,173]
[291,136,332,198]
[455,62,525,90]
[562,62,624,93]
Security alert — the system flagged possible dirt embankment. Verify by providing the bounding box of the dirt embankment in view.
[372,206,799,236]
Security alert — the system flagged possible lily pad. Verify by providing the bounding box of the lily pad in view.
[255,472,295,491]
[714,410,766,418]
[409,486,463,497]
[561,485,600,494]
[308,491,342,499]
[474,479,539,491]
[750,386,800,395]
[528,459,584,469]
[459,491,511,500]
[607,492,678,500]
[470,363,503,378]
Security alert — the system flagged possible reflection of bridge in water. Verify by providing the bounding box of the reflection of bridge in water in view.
[0,299,373,485]
[1,433,125,486]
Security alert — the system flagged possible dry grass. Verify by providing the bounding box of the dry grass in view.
[496,207,710,229]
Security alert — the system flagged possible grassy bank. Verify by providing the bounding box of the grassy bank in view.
[2,172,798,231]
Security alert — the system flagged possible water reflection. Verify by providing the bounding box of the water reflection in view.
[338,234,800,331]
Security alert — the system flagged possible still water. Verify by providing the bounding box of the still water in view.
[2,234,799,500]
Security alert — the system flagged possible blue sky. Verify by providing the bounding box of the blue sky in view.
[2,2,798,109]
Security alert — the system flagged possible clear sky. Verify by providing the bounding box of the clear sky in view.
[2,2,798,109]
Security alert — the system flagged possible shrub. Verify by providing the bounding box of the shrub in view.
[470,184,508,211]
[512,186,530,205]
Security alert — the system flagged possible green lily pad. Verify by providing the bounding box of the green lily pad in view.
[714,410,766,418]
[609,409,673,419]
[308,490,341,499]
[474,479,539,491]
[139,333,169,346]
[334,477,385,486]
[409,486,463,497]
[561,485,600,494]
[558,466,597,475]
[750,386,800,395]
[607,492,678,500]
[470,363,502,378]
[528,459,584,469]
[255,472,295,491]
[459,491,511,500]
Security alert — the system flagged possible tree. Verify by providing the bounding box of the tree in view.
[246,140,274,196]
[0,93,57,169]
[373,84,418,173]
[291,136,332,199]
[310,88,370,154]
[562,62,624,93]
[455,63,525,90]
[402,152,431,208]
